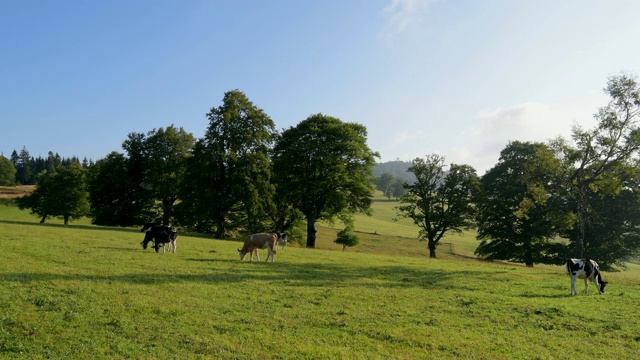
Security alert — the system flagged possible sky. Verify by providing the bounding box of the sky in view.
[2,0,640,175]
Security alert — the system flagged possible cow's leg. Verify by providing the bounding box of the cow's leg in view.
[171,239,176,254]
[570,276,577,295]
[583,278,589,294]
[266,248,275,262]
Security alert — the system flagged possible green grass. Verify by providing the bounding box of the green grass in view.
[2,195,640,359]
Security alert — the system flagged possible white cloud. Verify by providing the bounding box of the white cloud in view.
[474,102,576,154]
[380,0,438,40]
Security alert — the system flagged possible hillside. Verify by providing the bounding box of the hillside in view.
[373,160,416,183]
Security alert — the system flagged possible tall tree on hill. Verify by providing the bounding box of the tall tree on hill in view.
[396,154,480,258]
[475,141,573,267]
[272,114,378,248]
[184,90,276,238]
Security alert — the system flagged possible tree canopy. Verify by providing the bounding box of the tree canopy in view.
[273,114,378,248]
[396,154,480,258]
[475,141,573,267]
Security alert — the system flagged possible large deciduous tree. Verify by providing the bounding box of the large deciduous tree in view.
[396,154,480,258]
[475,141,573,267]
[560,73,640,259]
[272,114,377,248]
[143,125,194,225]
[87,151,155,226]
[185,90,276,238]
[17,163,89,224]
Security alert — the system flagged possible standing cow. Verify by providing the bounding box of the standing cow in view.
[141,224,178,253]
[238,233,286,262]
[565,258,607,295]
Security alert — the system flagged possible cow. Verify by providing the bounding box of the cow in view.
[565,258,607,295]
[141,224,178,253]
[238,233,286,262]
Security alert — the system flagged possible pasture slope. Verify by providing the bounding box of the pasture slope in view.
[1,201,640,359]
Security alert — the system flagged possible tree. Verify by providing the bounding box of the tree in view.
[561,73,640,258]
[273,114,378,248]
[375,173,394,198]
[187,90,276,238]
[87,151,155,226]
[0,155,16,186]
[396,154,480,258]
[391,178,406,199]
[475,141,573,267]
[143,125,194,225]
[335,227,359,251]
[558,161,640,269]
[17,163,89,224]
[13,147,34,185]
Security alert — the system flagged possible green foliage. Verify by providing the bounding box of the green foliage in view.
[0,155,16,186]
[189,90,276,237]
[16,163,89,224]
[143,125,195,225]
[273,114,378,248]
[396,154,480,258]
[476,141,572,267]
[335,227,359,250]
[87,151,156,227]
[563,72,640,258]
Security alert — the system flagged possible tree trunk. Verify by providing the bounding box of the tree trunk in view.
[306,216,317,248]
[63,216,69,225]
[575,200,585,258]
[39,215,46,223]
[215,218,226,239]
[428,240,437,258]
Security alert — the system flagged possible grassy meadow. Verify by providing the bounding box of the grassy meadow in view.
[1,191,640,359]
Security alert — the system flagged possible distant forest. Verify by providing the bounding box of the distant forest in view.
[373,161,416,184]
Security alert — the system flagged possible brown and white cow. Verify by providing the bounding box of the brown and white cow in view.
[238,233,286,262]
[565,258,607,295]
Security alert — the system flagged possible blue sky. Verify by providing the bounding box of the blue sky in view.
[2,0,640,174]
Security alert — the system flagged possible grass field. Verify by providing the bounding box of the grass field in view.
[1,190,640,359]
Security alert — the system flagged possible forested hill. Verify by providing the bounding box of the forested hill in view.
[373,161,416,183]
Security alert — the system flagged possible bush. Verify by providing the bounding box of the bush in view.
[335,228,359,251]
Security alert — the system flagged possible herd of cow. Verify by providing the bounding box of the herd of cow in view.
[138,224,607,295]
[139,224,287,263]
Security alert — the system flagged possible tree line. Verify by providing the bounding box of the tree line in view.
[5,73,640,269]
[0,149,93,186]
[394,73,640,269]
[10,90,377,249]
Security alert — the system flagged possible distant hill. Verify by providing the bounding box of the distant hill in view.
[373,161,416,183]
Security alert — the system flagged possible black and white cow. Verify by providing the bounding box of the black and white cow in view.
[565,258,607,295]
[141,224,178,253]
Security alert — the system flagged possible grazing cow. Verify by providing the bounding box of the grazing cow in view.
[141,225,178,253]
[238,233,286,262]
[275,232,287,250]
[565,258,607,295]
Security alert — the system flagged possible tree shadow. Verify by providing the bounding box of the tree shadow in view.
[0,219,139,233]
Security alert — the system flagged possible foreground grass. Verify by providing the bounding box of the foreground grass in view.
[2,208,640,359]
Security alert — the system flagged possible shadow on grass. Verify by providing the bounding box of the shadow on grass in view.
[0,259,484,291]
[0,219,140,233]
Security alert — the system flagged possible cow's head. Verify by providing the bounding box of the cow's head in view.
[277,233,287,247]
[597,274,607,293]
[238,249,247,260]
[141,223,156,232]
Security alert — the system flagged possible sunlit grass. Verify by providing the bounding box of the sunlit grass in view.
[2,203,640,359]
